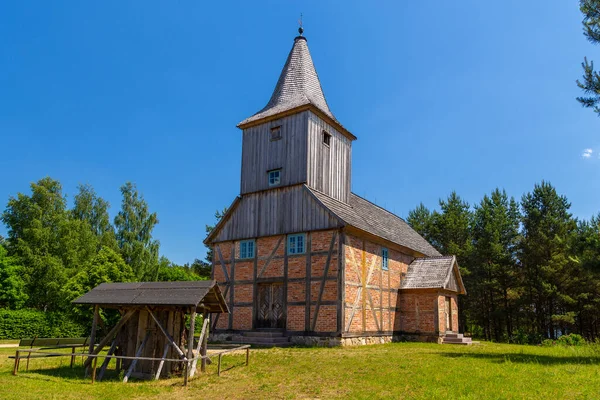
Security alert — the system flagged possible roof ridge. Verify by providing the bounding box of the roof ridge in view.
[412,255,454,261]
[350,192,408,223]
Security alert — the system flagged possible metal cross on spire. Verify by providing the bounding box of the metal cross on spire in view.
[298,13,304,36]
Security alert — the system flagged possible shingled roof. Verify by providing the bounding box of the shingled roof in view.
[401,256,466,294]
[308,187,442,257]
[238,34,343,130]
[72,280,229,313]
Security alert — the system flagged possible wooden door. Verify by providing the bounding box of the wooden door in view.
[257,283,285,329]
[445,297,452,332]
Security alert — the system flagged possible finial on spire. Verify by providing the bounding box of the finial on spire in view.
[298,13,304,36]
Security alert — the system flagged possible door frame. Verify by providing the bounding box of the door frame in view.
[254,282,286,329]
[445,296,452,332]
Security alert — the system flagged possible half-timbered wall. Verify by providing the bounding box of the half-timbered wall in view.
[306,111,352,203]
[343,233,414,335]
[211,229,343,335]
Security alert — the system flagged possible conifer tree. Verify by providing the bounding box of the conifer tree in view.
[577,0,600,114]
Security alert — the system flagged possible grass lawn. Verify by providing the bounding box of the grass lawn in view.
[0,342,598,399]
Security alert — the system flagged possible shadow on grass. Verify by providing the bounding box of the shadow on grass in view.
[14,364,124,383]
[439,351,600,365]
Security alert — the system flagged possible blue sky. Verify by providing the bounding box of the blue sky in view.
[1,1,598,265]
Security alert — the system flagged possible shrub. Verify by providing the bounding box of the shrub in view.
[0,309,87,339]
[556,333,586,346]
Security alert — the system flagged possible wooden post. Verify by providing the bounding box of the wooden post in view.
[70,346,76,368]
[184,308,196,386]
[91,356,98,384]
[246,347,249,366]
[12,351,20,375]
[87,305,99,369]
[200,313,209,373]
[217,353,222,377]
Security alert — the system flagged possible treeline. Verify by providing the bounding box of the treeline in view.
[0,177,211,324]
[407,181,600,343]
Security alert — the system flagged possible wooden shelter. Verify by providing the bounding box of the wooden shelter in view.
[72,280,228,382]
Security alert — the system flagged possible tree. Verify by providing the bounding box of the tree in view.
[114,182,160,281]
[577,1,600,114]
[519,181,578,339]
[1,177,69,311]
[471,189,521,341]
[71,184,117,251]
[572,215,600,339]
[0,245,28,309]
[62,247,134,321]
[157,256,204,282]
[190,258,212,279]
[406,203,434,243]
[204,207,227,265]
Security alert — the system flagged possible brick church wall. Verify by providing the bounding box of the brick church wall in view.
[211,229,341,334]
[343,233,413,335]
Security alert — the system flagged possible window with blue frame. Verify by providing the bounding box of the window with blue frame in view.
[240,240,255,259]
[382,247,389,271]
[268,169,281,186]
[287,233,306,255]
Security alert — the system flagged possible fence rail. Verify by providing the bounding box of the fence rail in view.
[12,344,251,384]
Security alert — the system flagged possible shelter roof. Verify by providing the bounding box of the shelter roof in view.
[72,280,229,313]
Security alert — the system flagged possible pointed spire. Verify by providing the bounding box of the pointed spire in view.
[238,31,337,127]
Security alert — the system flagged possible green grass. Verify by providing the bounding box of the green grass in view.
[0,342,599,399]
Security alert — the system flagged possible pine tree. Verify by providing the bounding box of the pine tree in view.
[520,182,578,339]
[577,0,600,114]
[471,189,521,341]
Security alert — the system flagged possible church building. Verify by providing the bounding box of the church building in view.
[205,28,466,346]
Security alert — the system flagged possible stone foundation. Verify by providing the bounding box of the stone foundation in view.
[210,332,442,346]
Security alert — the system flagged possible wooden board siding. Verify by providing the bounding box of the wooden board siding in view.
[211,229,342,336]
[211,185,342,243]
[343,233,413,335]
[240,112,309,195]
[306,111,351,204]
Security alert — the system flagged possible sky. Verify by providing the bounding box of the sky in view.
[1,1,598,265]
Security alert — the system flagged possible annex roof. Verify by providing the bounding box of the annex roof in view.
[308,187,442,257]
[72,280,229,313]
[400,256,466,294]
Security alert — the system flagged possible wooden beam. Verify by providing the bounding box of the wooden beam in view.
[85,305,99,373]
[200,313,209,373]
[146,307,186,359]
[123,330,151,383]
[257,236,283,278]
[84,308,136,368]
[154,342,170,380]
[184,309,196,386]
[96,339,118,381]
[190,317,209,377]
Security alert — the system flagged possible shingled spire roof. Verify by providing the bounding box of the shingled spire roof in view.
[238,32,339,128]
